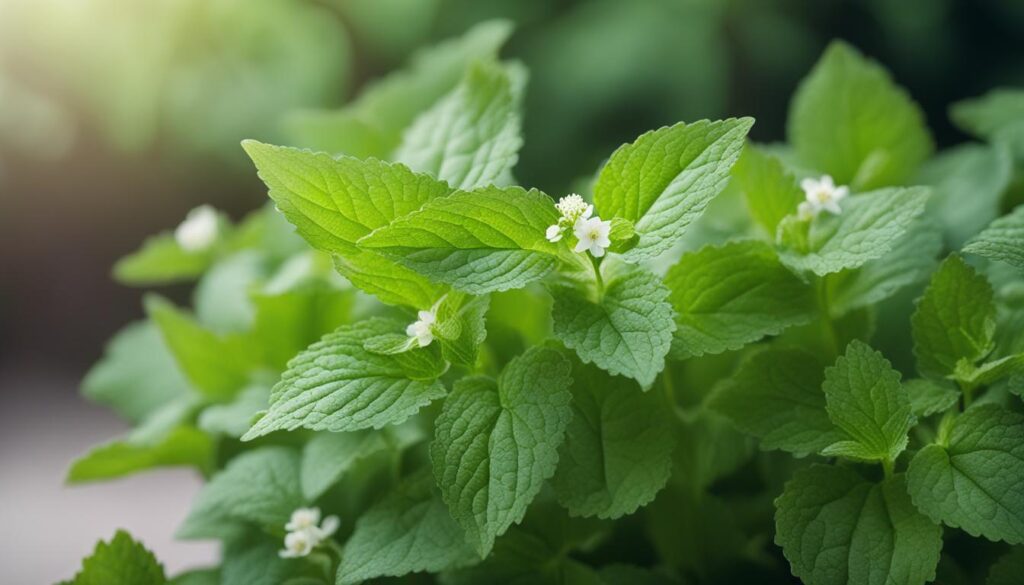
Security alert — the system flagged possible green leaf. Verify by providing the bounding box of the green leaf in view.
[907,404,1024,544]
[337,470,476,584]
[788,41,932,189]
[145,295,254,401]
[197,385,270,438]
[988,547,1024,585]
[359,186,561,294]
[665,240,814,359]
[113,233,213,286]
[221,532,318,585]
[300,430,390,500]
[828,219,942,316]
[593,118,753,260]
[82,321,191,423]
[283,19,513,158]
[774,465,942,585]
[435,293,491,367]
[431,347,573,555]
[552,361,674,519]
[550,262,674,388]
[778,186,930,276]
[168,568,219,585]
[904,379,959,418]
[708,347,838,457]
[65,530,166,585]
[395,61,522,190]
[965,205,1024,272]
[911,254,996,380]
[178,447,304,539]
[917,143,1012,248]
[333,248,446,309]
[192,251,266,333]
[951,88,1024,158]
[732,145,803,237]
[67,425,213,483]
[819,341,914,462]
[242,141,453,256]
[242,318,446,440]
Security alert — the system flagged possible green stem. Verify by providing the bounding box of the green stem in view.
[882,457,895,479]
[815,276,839,360]
[590,254,605,297]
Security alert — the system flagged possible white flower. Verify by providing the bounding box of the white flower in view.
[315,515,340,540]
[174,205,220,252]
[555,193,592,222]
[799,175,848,219]
[546,224,563,243]
[406,309,436,347]
[279,529,316,558]
[285,507,322,532]
[573,216,612,258]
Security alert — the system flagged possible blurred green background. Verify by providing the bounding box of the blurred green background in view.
[2,0,1024,391]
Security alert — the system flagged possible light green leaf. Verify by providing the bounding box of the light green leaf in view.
[550,262,674,388]
[192,251,266,333]
[242,140,452,256]
[435,293,491,367]
[904,379,959,418]
[300,430,389,500]
[221,533,317,585]
[965,205,1024,272]
[360,186,561,294]
[283,19,513,158]
[67,425,212,484]
[779,186,930,276]
[178,447,304,539]
[708,347,838,457]
[248,283,354,371]
[337,471,476,584]
[145,295,254,401]
[333,249,446,309]
[82,321,191,423]
[65,530,166,585]
[113,233,213,286]
[593,118,753,260]
[395,61,522,190]
[774,465,942,585]
[665,240,814,359]
[168,568,218,585]
[431,347,573,555]
[907,404,1024,543]
[911,254,996,380]
[197,385,270,438]
[956,353,1024,389]
[788,41,932,189]
[917,143,1012,248]
[828,219,942,316]
[820,341,914,462]
[552,361,674,519]
[242,318,446,440]
[951,88,1024,158]
[732,145,803,236]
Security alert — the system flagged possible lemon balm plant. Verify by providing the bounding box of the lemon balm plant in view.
[62,22,1024,585]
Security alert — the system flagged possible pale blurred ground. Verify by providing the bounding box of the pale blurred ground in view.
[0,363,216,584]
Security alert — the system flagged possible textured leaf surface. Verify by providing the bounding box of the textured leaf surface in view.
[788,41,932,189]
[178,447,304,539]
[396,61,522,189]
[665,240,814,359]
[904,379,959,418]
[552,362,674,519]
[911,254,996,380]
[779,187,930,276]
[593,118,753,260]
[708,347,838,456]
[820,341,914,462]
[66,530,166,585]
[964,205,1024,272]
[300,430,390,500]
[775,465,942,585]
[360,186,560,294]
[907,405,1024,544]
[431,347,573,555]
[550,262,674,388]
[242,319,446,439]
[337,471,476,584]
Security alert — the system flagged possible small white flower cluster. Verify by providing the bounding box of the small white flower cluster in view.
[406,309,437,347]
[798,175,848,220]
[546,194,612,258]
[174,205,220,252]
[279,507,340,558]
